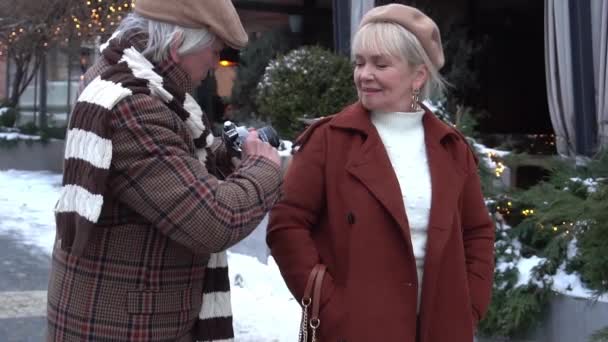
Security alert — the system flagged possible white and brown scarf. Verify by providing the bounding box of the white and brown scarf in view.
[55,30,234,342]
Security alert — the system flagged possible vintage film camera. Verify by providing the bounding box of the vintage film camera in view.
[222,121,281,157]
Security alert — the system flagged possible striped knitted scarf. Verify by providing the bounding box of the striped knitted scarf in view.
[54,31,234,342]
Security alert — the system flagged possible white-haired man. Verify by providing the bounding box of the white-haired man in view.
[47,1,281,341]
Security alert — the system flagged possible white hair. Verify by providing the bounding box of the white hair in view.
[352,22,447,100]
[116,13,217,63]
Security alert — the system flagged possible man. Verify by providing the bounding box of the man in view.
[47,1,281,341]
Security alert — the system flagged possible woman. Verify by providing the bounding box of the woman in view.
[267,4,495,342]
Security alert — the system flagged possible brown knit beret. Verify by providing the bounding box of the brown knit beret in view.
[359,4,445,69]
[134,0,248,49]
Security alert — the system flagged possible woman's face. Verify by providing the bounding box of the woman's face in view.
[353,50,426,113]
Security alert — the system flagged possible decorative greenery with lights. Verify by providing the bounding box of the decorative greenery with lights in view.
[476,151,608,338]
[433,102,608,338]
[591,326,608,342]
[0,107,19,127]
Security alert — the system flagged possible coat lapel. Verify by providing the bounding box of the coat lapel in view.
[346,132,411,235]
[333,103,412,242]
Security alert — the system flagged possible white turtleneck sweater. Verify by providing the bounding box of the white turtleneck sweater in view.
[371,110,431,313]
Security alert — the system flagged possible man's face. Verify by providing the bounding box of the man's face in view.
[177,39,224,85]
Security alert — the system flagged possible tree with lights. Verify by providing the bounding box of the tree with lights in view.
[0,0,135,126]
[0,0,66,108]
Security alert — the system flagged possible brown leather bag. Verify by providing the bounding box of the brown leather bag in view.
[299,264,327,342]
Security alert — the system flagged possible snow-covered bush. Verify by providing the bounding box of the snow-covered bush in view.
[255,46,357,139]
[0,107,19,127]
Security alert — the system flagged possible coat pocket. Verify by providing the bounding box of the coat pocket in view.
[126,289,196,314]
[320,287,347,341]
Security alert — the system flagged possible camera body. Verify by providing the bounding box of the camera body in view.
[222,121,281,157]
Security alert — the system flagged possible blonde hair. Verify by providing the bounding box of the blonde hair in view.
[351,22,447,100]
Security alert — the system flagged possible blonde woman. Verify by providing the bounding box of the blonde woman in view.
[268,4,494,342]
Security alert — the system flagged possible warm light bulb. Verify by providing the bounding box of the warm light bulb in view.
[219,60,235,67]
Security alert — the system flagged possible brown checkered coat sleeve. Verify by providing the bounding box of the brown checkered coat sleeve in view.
[108,94,282,253]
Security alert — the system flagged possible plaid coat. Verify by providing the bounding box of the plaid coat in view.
[47,46,281,341]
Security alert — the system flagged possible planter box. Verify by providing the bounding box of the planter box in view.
[478,294,608,342]
[0,139,64,173]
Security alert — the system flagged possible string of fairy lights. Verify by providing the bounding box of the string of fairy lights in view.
[1,0,234,66]
[73,0,135,36]
[487,151,507,178]
[493,188,579,235]
[486,140,579,235]
[0,0,137,56]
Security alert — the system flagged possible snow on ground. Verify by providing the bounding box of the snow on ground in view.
[229,253,300,341]
[0,133,41,141]
[0,169,300,341]
[0,170,61,254]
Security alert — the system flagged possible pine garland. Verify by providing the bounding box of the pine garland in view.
[478,151,608,338]
[591,326,608,342]
[435,102,608,337]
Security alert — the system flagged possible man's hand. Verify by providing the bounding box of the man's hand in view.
[241,130,280,167]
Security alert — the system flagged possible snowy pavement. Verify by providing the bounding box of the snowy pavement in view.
[0,291,48,319]
[0,169,301,341]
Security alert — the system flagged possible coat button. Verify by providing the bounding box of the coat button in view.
[404,282,415,287]
[347,212,355,225]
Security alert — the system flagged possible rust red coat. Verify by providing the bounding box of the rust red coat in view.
[268,102,495,342]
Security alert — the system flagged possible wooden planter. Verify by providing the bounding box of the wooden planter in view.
[0,139,64,173]
[478,294,608,342]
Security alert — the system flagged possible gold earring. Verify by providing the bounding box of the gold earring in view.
[411,88,420,111]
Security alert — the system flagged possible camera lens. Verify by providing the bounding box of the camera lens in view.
[257,126,281,148]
